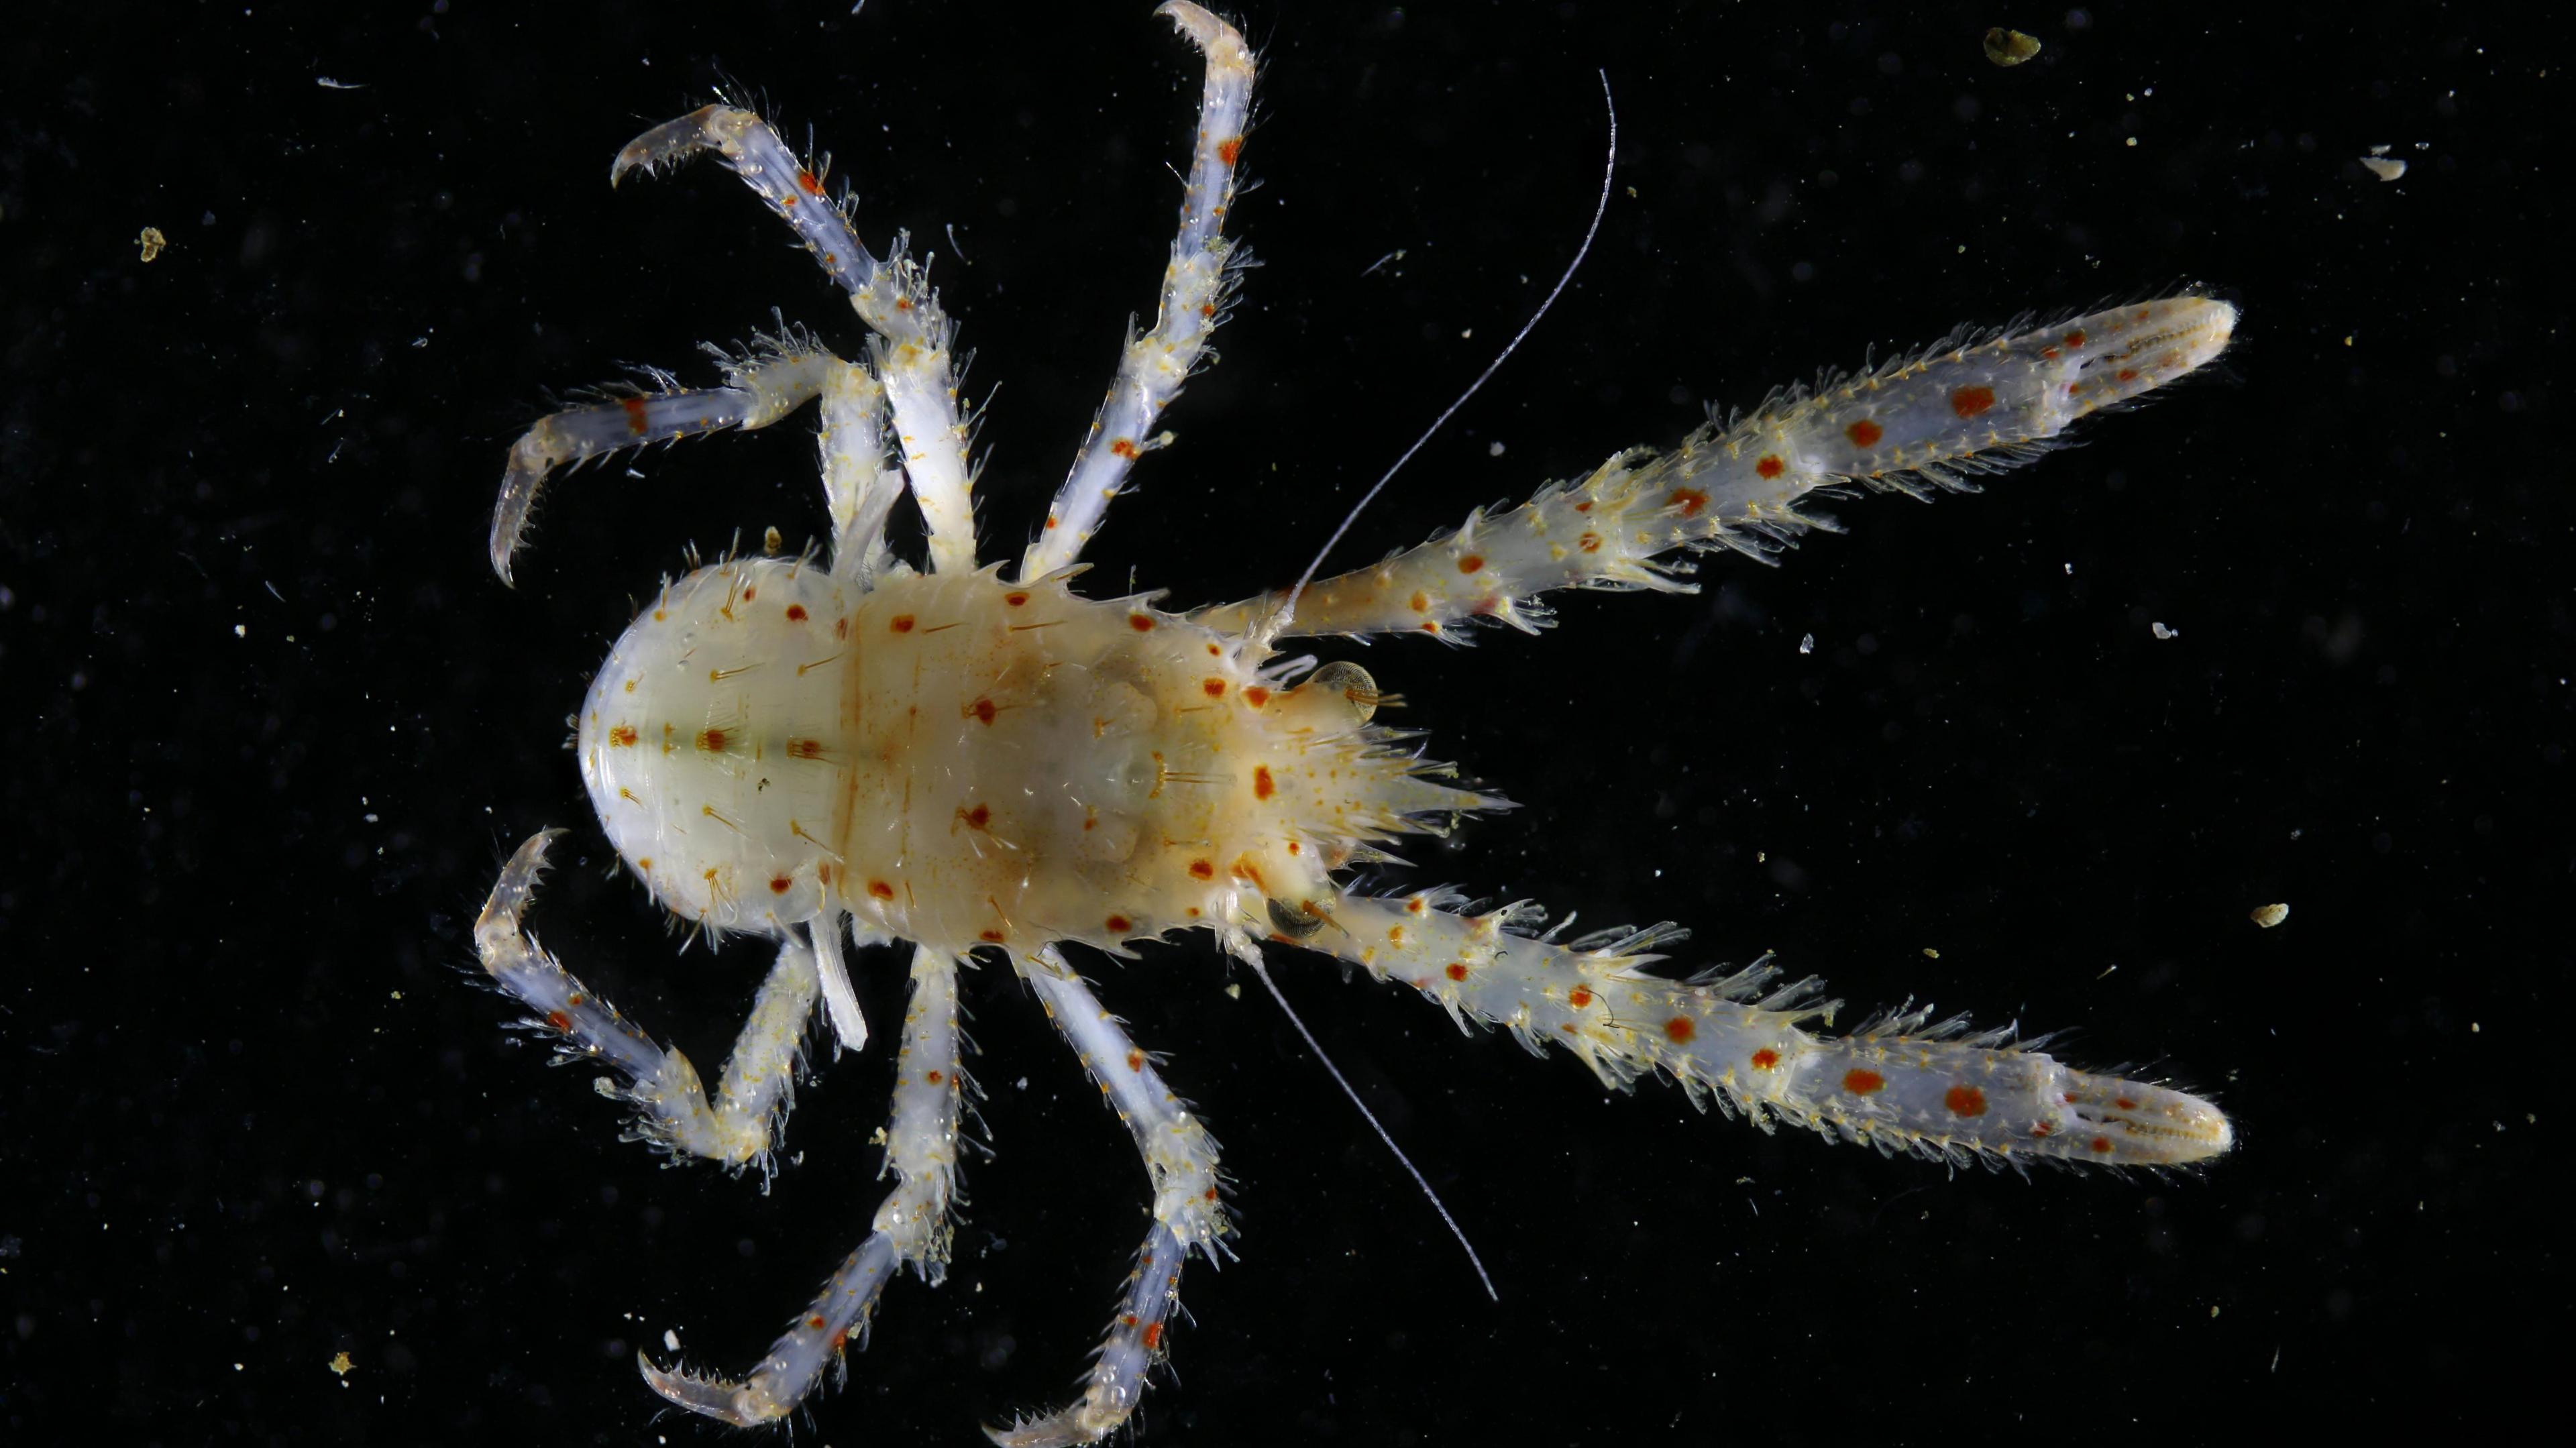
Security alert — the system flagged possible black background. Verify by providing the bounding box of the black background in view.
[6,2,2561,1443]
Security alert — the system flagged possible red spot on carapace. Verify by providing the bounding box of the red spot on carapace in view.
[963,804,990,830]
[1573,499,1593,512]
[894,296,914,312]
[770,876,793,894]
[546,1009,573,1032]
[1285,840,1301,854]
[1217,136,1244,166]
[1459,554,1485,573]
[835,616,850,640]
[1005,591,1029,607]
[830,1327,849,1352]
[967,697,997,725]
[1945,1084,1988,1118]
[608,725,638,747]
[2115,367,2141,383]
[1106,914,1133,934]
[1407,897,1427,913]
[1664,1016,1697,1044]
[1409,590,1430,612]
[1949,385,1997,419]
[741,586,756,601]
[891,614,916,632]
[796,168,824,197]
[1756,454,1786,480]
[788,736,824,759]
[1142,1320,1166,1351]
[1668,487,1709,517]
[2090,1135,2114,1154]
[1129,612,1156,631]
[1126,1050,1145,1072]
[1242,685,1271,708]
[808,1314,826,1329]
[621,396,650,434]
[1203,677,1227,698]
[867,879,896,901]
[785,603,808,621]
[1188,859,1215,880]
[2114,1097,2139,1111]
[1750,1048,1781,1070]
[1845,418,1885,448]
[2031,1122,2055,1137]
[1843,1068,1885,1095]
[1578,531,1602,553]
[1253,765,1275,800]
[1568,987,1594,1009]
[2063,329,2088,349]
[979,929,1006,943]
[926,1069,943,1085]
[1111,437,1140,459]
[697,728,731,753]
[1446,962,1469,982]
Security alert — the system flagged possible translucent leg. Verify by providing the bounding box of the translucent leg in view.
[989,947,1226,1446]
[1020,1,1254,581]
[612,102,979,573]
[473,830,819,1172]
[487,328,846,581]
[641,944,967,1424]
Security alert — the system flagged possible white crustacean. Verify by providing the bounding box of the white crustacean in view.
[468,5,2239,1442]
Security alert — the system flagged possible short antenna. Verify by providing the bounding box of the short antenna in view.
[1260,70,1619,647]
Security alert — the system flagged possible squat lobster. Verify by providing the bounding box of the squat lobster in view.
[470,5,2237,1442]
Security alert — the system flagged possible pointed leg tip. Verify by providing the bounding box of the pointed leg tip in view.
[638,1348,782,1427]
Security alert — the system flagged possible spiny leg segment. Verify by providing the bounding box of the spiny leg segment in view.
[611,97,980,572]
[474,831,821,1173]
[1199,293,2238,641]
[643,944,969,1425]
[1020,1,1255,582]
[1271,889,2232,1168]
[991,947,1228,1447]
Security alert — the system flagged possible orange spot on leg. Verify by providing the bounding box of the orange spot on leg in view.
[1949,385,1997,419]
[1945,1084,1988,1118]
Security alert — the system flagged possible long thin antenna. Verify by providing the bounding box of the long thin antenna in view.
[1261,70,1619,647]
[1244,953,1499,1303]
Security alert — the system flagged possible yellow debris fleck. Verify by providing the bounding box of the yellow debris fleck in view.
[328,1351,354,1376]
[1982,28,2042,66]
[2250,902,2290,929]
[138,226,167,262]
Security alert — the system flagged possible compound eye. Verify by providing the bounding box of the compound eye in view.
[1303,661,1379,724]
[1265,897,1327,940]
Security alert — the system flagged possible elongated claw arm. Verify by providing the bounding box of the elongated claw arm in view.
[1285,888,2233,1169]
[474,831,821,1172]
[1020,1,1255,581]
[1201,294,2239,641]
[641,944,969,1423]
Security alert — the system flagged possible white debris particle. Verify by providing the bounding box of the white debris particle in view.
[665,1328,682,1352]
[1798,632,1815,655]
[2151,621,2179,640]
[233,624,247,638]
[1487,440,1506,457]
[2250,902,2290,928]
[2361,156,2408,182]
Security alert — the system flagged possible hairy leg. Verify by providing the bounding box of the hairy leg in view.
[989,946,1227,1447]
[474,830,820,1173]
[641,944,969,1424]
[1020,1,1255,582]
